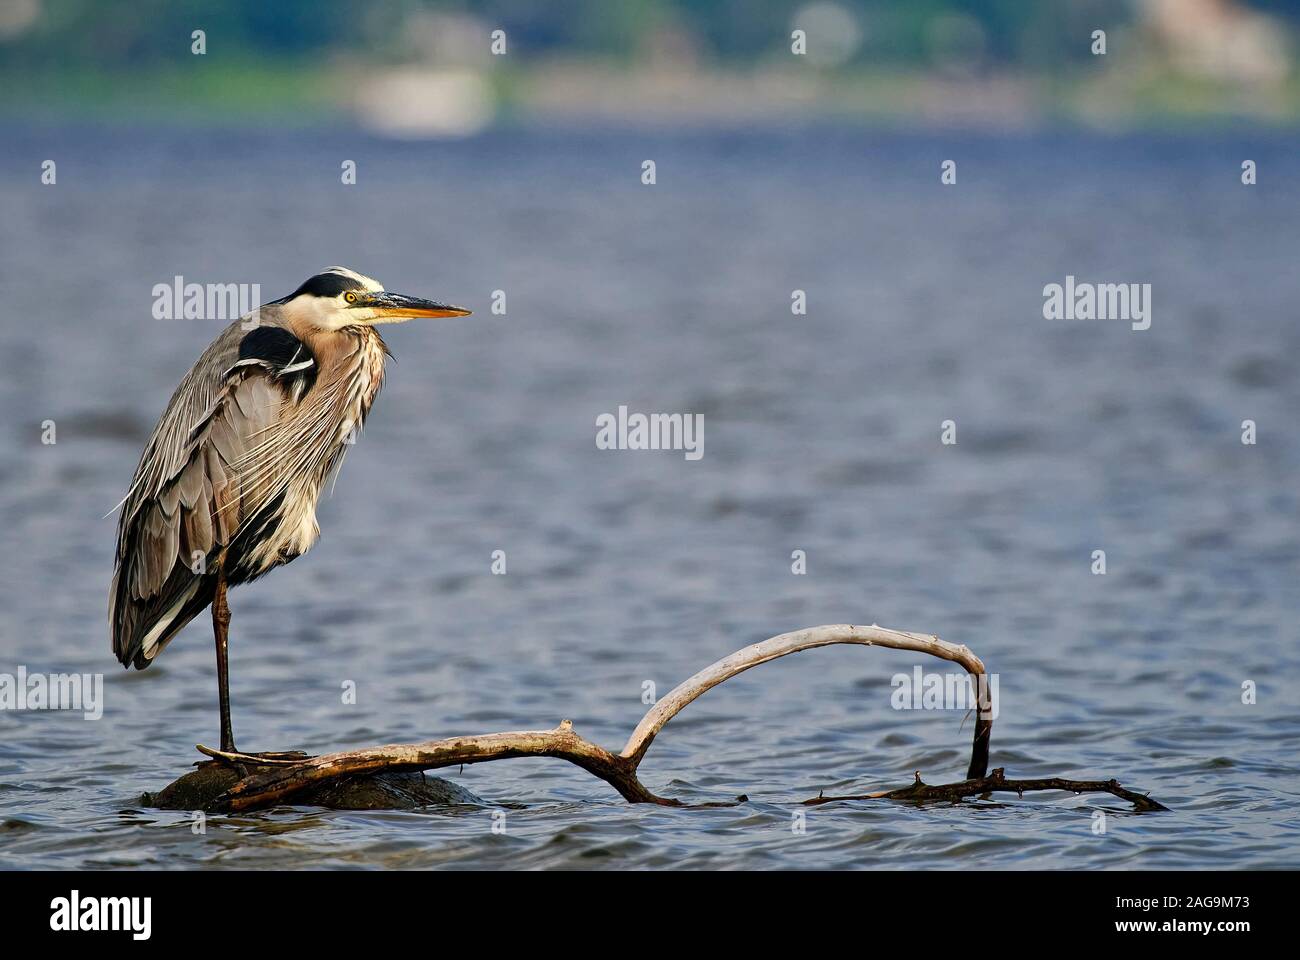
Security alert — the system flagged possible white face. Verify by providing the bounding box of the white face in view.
[280,266,470,330]
[283,267,386,331]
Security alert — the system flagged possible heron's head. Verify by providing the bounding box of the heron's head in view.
[274,266,471,330]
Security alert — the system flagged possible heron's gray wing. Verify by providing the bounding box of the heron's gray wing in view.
[110,318,307,668]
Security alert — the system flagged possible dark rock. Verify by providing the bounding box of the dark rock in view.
[144,761,481,811]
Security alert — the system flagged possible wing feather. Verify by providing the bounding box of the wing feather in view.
[111,316,312,668]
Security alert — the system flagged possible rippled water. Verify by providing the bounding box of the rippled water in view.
[1,123,1298,869]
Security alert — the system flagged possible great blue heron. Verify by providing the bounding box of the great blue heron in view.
[110,267,470,753]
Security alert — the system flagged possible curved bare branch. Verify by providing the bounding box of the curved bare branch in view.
[620,623,992,778]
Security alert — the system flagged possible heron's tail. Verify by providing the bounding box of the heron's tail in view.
[111,566,215,669]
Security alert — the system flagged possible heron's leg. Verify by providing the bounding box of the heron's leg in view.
[212,568,236,754]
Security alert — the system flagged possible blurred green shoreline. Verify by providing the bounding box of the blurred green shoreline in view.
[6,61,1300,130]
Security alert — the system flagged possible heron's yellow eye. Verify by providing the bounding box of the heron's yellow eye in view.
[344,292,357,303]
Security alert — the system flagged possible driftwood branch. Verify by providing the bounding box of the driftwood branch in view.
[196,623,1161,814]
[210,720,674,809]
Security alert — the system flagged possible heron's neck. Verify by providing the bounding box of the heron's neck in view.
[288,322,388,411]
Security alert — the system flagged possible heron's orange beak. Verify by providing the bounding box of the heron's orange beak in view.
[364,291,472,320]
